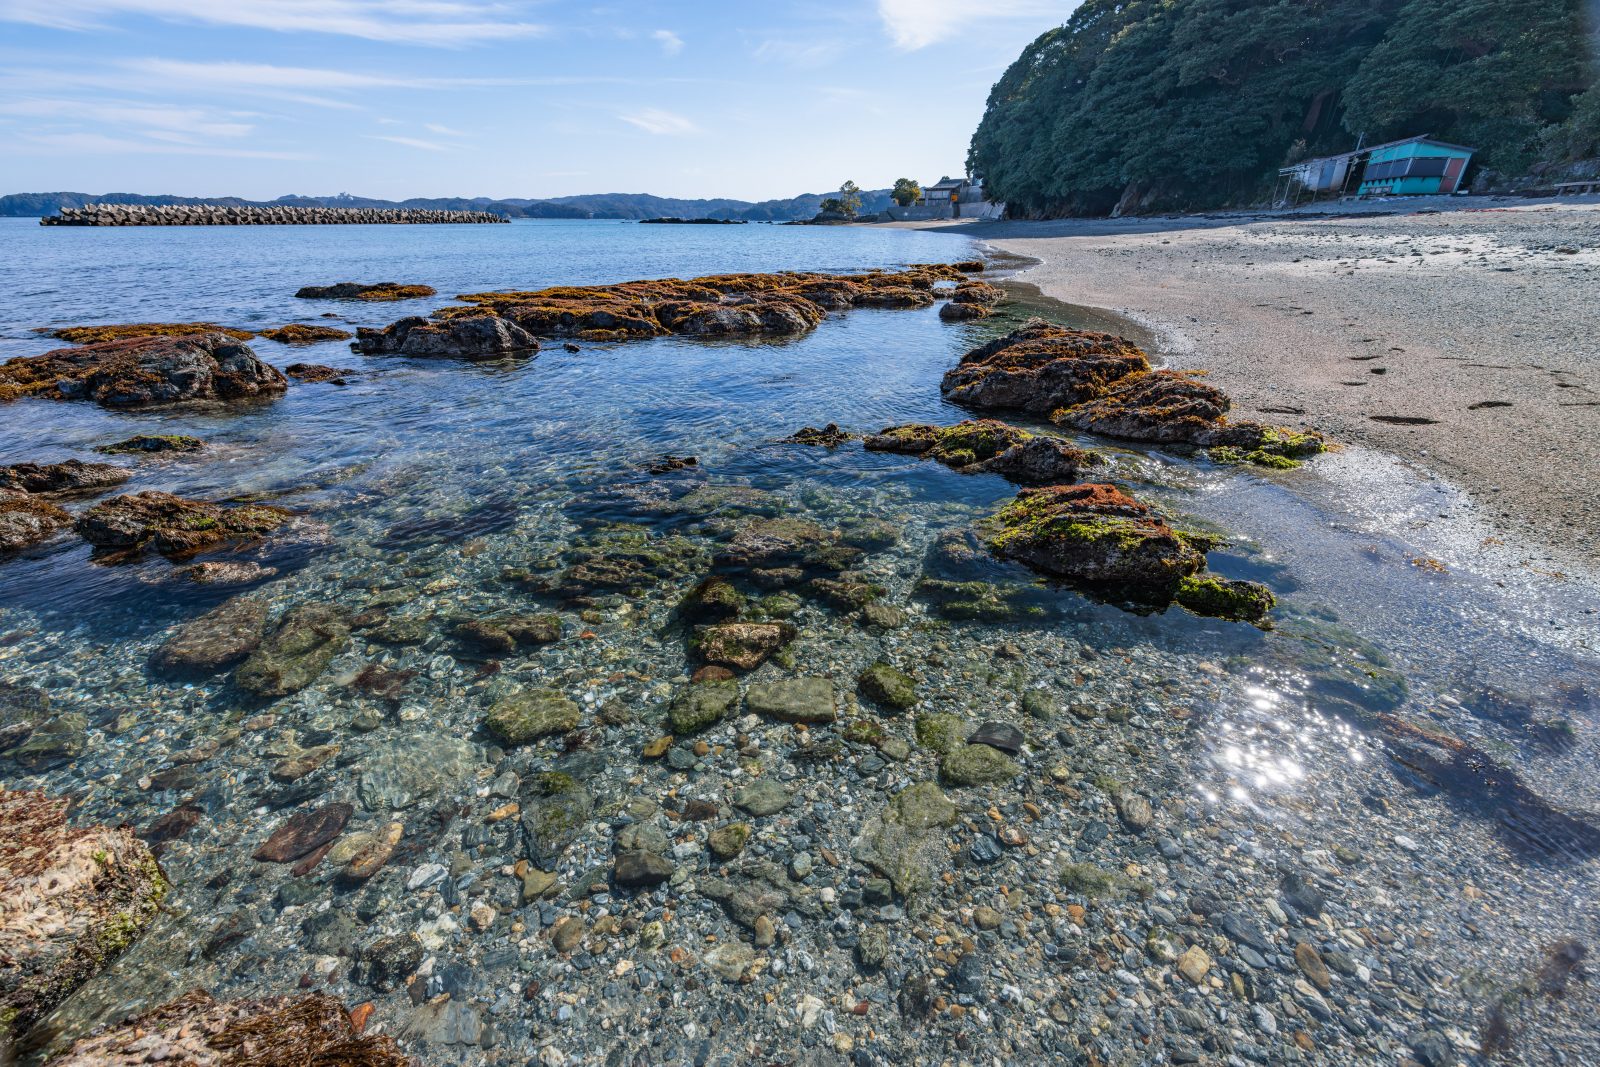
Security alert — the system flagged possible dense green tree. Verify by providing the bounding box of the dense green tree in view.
[969,0,1594,216]
[891,178,923,206]
[838,180,863,216]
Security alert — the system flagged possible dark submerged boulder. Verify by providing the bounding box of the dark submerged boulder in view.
[0,333,287,408]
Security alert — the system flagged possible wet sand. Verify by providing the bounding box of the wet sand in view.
[898,199,1600,581]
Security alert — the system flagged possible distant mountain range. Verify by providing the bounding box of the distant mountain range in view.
[0,189,898,222]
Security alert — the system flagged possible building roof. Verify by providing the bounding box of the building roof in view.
[925,178,965,191]
[1279,134,1475,176]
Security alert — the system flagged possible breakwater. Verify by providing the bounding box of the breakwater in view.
[40,204,509,226]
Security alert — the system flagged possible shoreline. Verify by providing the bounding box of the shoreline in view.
[890,199,1600,587]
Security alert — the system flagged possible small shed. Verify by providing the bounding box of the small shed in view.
[1356,136,1475,196]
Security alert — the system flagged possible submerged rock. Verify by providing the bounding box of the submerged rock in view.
[940,742,1021,786]
[95,434,204,455]
[252,802,353,862]
[0,788,167,1049]
[0,490,71,555]
[355,314,538,360]
[746,676,837,723]
[147,595,268,676]
[853,781,958,899]
[858,663,918,710]
[940,320,1150,415]
[669,676,740,734]
[0,460,130,496]
[694,622,796,671]
[47,989,411,1066]
[782,423,855,447]
[520,772,593,867]
[75,491,294,559]
[234,603,350,697]
[865,419,1103,485]
[485,688,581,745]
[0,333,287,408]
[283,362,352,384]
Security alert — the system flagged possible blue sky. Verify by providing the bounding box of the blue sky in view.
[0,1,1075,201]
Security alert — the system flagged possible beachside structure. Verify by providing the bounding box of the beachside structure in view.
[1275,135,1475,205]
[887,176,1005,221]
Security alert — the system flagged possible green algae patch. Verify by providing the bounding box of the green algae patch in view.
[857,663,918,710]
[487,688,582,745]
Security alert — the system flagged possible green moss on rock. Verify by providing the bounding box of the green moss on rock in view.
[486,688,581,744]
[1175,574,1275,622]
[857,663,917,710]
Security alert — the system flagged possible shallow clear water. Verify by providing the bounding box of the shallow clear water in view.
[1,217,1597,1064]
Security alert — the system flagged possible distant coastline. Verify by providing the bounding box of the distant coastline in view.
[0,187,897,223]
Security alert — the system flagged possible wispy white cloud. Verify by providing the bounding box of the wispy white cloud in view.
[1,96,254,138]
[751,37,846,69]
[651,29,682,56]
[876,0,1062,51]
[618,107,697,135]
[12,129,305,157]
[366,133,449,151]
[0,0,546,46]
[423,121,466,136]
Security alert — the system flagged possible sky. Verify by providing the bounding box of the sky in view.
[0,1,1077,202]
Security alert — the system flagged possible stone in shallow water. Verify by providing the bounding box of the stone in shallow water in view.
[968,720,1024,754]
[669,677,739,734]
[358,735,480,811]
[0,459,130,495]
[235,603,349,697]
[940,743,1020,787]
[76,490,294,560]
[703,941,755,982]
[147,596,267,677]
[252,802,352,862]
[695,622,795,671]
[708,822,752,859]
[857,663,917,710]
[746,676,837,723]
[519,772,593,867]
[0,490,71,555]
[734,778,791,816]
[614,849,675,887]
[0,332,287,409]
[484,687,580,745]
[852,782,958,900]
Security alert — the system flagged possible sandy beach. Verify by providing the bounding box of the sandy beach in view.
[907,198,1600,578]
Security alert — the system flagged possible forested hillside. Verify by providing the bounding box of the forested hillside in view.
[969,0,1599,216]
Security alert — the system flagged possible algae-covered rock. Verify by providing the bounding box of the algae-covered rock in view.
[746,676,837,723]
[95,434,204,455]
[852,781,958,901]
[0,460,129,496]
[0,333,287,409]
[296,281,436,301]
[76,491,293,559]
[235,603,349,698]
[940,742,1020,786]
[258,323,354,344]
[734,778,791,817]
[1175,574,1275,623]
[889,781,958,831]
[520,772,593,867]
[0,490,71,555]
[708,822,752,859]
[858,663,918,710]
[865,419,1102,485]
[47,989,410,1067]
[0,788,167,1049]
[678,576,746,622]
[695,621,796,671]
[940,320,1150,414]
[915,712,967,757]
[486,688,581,745]
[669,677,739,734]
[454,613,562,658]
[355,314,538,360]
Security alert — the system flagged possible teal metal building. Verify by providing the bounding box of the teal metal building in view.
[1356,136,1475,196]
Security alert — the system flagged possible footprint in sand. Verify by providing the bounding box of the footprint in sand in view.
[1468,401,1513,411]
[1370,415,1438,425]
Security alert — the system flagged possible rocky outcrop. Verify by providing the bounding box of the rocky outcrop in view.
[864,419,1104,485]
[295,282,439,300]
[0,788,167,1053]
[95,434,204,455]
[982,483,1274,621]
[260,323,354,344]
[0,490,71,554]
[0,460,129,496]
[75,491,293,558]
[354,315,538,360]
[942,321,1327,467]
[284,363,352,384]
[45,989,413,1066]
[1056,369,1326,464]
[941,321,1151,414]
[0,333,288,408]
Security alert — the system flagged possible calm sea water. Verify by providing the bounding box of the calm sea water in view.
[1,217,1596,1062]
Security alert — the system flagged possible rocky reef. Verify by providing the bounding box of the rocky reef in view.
[75,491,294,559]
[95,434,204,455]
[42,323,255,344]
[45,989,413,1065]
[864,419,1104,485]
[355,316,539,360]
[359,264,987,350]
[942,320,1325,466]
[0,460,129,496]
[296,282,439,301]
[260,323,355,344]
[0,333,287,408]
[982,483,1274,621]
[0,788,167,1056]
[0,490,71,555]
